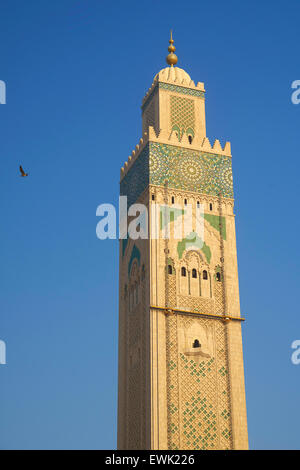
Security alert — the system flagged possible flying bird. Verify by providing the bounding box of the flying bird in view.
[19,165,28,177]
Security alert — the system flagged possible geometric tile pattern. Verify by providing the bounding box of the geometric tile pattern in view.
[126,263,147,449]
[178,295,214,314]
[166,315,232,450]
[127,353,141,448]
[159,82,205,98]
[120,142,234,207]
[170,95,195,140]
[214,278,225,315]
[166,314,181,449]
[149,143,233,198]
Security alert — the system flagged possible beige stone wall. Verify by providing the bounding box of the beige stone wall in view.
[227,321,248,449]
[117,192,151,450]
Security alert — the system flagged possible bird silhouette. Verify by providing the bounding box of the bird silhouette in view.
[19,165,28,177]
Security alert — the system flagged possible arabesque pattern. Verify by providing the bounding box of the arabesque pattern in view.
[166,315,232,450]
[120,142,234,208]
[170,95,195,140]
[149,143,233,198]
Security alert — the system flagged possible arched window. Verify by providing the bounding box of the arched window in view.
[193,339,201,348]
[184,199,187,206]
[188,135,193,144]
[181,267,186,277]
[216,272,221,282]
[171,196,174,204]
[168,265,173,275]
[192,268,197,278]
[203,270,208,280]
[209,203,213,211]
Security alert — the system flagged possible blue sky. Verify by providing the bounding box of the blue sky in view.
[0,0,299,449]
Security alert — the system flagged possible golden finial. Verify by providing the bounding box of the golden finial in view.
[166,30,178,67]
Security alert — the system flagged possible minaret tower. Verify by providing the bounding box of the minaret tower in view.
[118,33,248,450]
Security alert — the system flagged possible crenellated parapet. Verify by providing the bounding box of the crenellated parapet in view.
[120,141,234,209]
[120,130,150,180]
[120,127,231,181]
[147,127,231,157]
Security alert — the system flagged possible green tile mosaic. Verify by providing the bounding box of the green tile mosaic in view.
[165,319,233,450]
[120,142,234,209]
[149,143,233,198]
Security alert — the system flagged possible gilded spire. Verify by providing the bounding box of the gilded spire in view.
[166,30,178,67]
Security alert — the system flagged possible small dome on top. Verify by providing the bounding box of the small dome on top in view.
[152,33,193,85]
[154,66,192,84]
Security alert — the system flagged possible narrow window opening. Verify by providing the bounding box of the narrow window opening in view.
[152,194,155,201]
[193,339,201,348]
[184,199,187,206]
[209,203,213,211]
[192,268,197,279]
[216,272,221,282]
[171,196,175,204]
[181,267,186,277]
[203,270,208,280]
[168,265,173,275]
[188,135,193,144]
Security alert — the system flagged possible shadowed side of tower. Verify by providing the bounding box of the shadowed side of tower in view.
[117,34,248,450]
